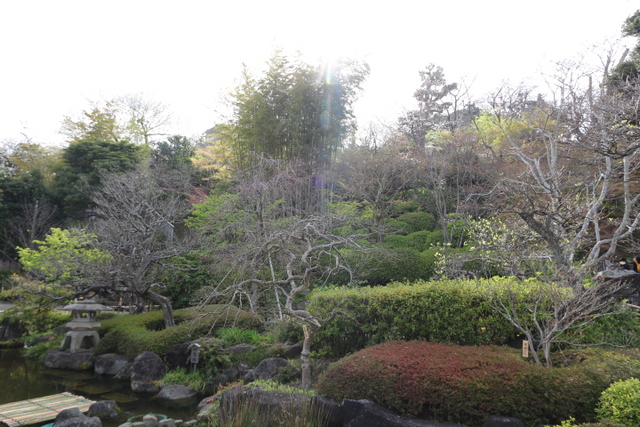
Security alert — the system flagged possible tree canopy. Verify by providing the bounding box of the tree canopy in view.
[219,52,368,175]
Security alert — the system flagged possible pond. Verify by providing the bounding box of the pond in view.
[0,349,200,427]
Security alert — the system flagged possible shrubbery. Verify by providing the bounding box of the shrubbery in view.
[396,211,437,233]
[309,278,640,358]
[315,341,640,426]
[96,305,261,359]
[597,378,640,425]
[308,279,521,357]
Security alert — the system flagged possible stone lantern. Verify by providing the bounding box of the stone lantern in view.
[59,299,113,353]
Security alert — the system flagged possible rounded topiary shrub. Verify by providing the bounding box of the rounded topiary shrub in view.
[315,341,640,426]
[597,378,640,425]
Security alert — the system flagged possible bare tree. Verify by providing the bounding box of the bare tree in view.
[448,61,640,365]
[485,276,640,366]
[477,73,640,290]
[200,213,367,388]
[85,164,196,327]
[192,158,373,387]
[9,199,59,250]
[116,94,173,145]
[331,139,417,237]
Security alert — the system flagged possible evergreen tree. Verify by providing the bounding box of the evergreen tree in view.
[223,52,368,174]
[52,139,144,219]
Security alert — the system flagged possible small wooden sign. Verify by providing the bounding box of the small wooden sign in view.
[522,340,529,358]
[190,345,200,364]
[302,325,310,339]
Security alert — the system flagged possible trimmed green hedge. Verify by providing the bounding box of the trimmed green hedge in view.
[308,278,640,358]
[96,305,262,359]
[315,341,640,426]
[308,279,521,358]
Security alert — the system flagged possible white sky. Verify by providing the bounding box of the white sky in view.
[0,0,638,146]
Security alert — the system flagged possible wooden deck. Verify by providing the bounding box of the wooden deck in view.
[0,392,95,427]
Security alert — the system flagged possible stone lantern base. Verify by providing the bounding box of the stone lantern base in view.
[59,330,100,353]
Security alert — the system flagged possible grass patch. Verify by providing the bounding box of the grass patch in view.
[162,367,209,392]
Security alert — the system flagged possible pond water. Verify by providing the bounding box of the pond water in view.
[0,349,200,427]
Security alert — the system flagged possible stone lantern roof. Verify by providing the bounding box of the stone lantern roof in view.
[62,299,113,330]
[62,300,113,313]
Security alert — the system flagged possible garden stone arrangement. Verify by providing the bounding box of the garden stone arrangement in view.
[7,298,638,426]
[44,342,531,427]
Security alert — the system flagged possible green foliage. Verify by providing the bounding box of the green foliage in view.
[565,308,640,348]
[309,278,521,358]
[223,51,368,172]
[316,342,640,426]
[556,419,626,427]
[216,327,271,347]
[17,228,111,284]
[162,367,209,392]
[268,319,304,344]
[310,277,640,359]
[23,334,64,362]
[597,378,640,425]
[247,379,315,396]
[384,230,431,252]
[0,271,15,292]
[396,211,437,233]
[349,248,438,286]
[0,275,72,335]
[61,102,122,144]
[152,135,195,169]
[96,305,262,359]
[52,139,144,218]
[0,166,58,258]
[157,253,217,309]
[193,338,232,376]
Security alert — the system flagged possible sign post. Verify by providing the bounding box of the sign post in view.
[190,343,201,373]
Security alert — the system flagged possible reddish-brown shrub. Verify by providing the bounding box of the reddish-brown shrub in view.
[315,341,640,426]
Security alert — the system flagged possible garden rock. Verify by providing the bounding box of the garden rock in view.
[87,400,119,419]
[45,350,95,370]
[209,366,241,390]
[0,317,26,340]
[482,416,525,427]
[143,414,159,427]
[243,357,292,383]
[53,407,102,427]
[227,343,254,356]
[158,385,199,407]
[114,362,134,379]
[221,366,240,382]
[219,385,308,422]
[197,395,217,412]
[164,342,193,370]
[310,395,343,427]
[130,351,166,393]
[95,354,129,376]
[284,343,302,359]
[237,361,251,377]
[342,399,466,427]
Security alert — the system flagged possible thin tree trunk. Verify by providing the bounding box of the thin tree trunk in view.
[300,324,317,389]
[145,290,175,328]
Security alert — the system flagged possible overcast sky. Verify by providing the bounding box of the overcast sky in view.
[1,0,638,146]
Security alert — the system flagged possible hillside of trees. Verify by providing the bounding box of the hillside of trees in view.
[3,10,640,368]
